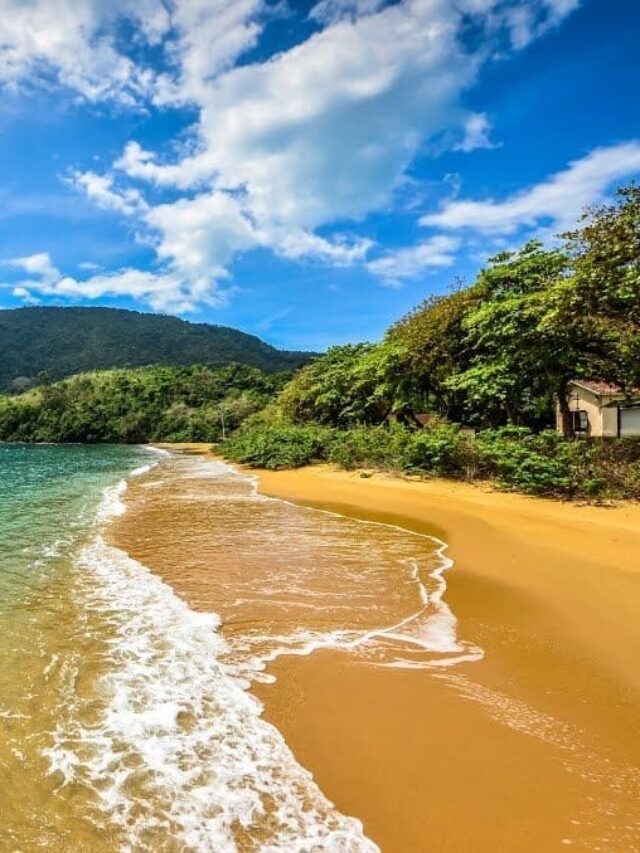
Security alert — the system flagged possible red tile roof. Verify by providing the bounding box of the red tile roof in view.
[572,380,640,397]
[414,413,432,426]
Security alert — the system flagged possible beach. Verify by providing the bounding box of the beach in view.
[112,446,640,851]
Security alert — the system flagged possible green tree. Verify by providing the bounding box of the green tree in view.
[447,241,581,431]
[561,185,640,390]
[0,365,287,444]
[387,286,477,421]
[279,343,405,428]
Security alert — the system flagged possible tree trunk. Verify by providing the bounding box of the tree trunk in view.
[557,381,574,438]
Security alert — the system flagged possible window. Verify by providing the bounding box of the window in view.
[571,410,589,433]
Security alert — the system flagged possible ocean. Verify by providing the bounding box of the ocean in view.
[0,444,479,850]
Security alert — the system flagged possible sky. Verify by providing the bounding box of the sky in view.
[0,0,638,351]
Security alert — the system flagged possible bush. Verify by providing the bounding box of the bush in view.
[402,423,474,477]
[475,427,606,498]
[327,425,410,470]
[222,422,331,469]
[221,418,640,502]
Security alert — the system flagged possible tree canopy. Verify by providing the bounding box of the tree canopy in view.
[0,364,288,443]
[277,185,640,434]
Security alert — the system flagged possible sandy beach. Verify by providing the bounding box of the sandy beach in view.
[114,446,640,851]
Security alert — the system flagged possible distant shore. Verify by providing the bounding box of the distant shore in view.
[148,444,640,850]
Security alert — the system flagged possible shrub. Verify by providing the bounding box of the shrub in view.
[475,427,605,498]
[402,423,474,477]
[327,424,410,470]
[222,422,331,469]
[221,418,640,502]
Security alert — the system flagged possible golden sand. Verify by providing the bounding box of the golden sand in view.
[115,445,640,851]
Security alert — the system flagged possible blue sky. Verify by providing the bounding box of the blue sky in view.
[0,0,638,350]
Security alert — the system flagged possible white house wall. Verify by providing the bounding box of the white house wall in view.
[620,407,640,436]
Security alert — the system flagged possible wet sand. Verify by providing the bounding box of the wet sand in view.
[116,446,640,851]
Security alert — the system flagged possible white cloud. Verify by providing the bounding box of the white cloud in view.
[273,229,373,265]
[153,0,266,106]
[101,0,580,307]
[0,0,264,104]
[505,0,582,48]
[310,0,386,24]
[421,142,640,235]
[12,285,41,305]
[9,252,60,285]
[69,171,148,216]
[0,0,168,103]
[120,1,485,227]
[367,235,460,286]
[0,0,583,310]
[454,113,495,153]
[5,252,214,313]
[145,192,258,283]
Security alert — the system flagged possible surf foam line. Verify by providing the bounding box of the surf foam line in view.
[204,458,484,673]
[45,466,378,852]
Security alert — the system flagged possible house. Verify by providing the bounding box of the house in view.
[557,380,640,437]
[414,413,433,427]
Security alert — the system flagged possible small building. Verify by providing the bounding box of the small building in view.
[557,380,640,437]
[414,413,433,428]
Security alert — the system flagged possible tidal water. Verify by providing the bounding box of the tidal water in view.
[0,445,478,851]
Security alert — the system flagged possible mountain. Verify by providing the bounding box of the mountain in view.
[0,307,315,391]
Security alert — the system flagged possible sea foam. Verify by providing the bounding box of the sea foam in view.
[46,473,378,852]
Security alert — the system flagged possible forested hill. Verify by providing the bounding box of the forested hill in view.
[0,306,315,391]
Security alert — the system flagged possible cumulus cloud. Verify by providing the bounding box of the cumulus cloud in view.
[8,252,60,285]
[0,0,269,104]
[0,0,169,103]
[68,171,148,216]
[0,0,583,309]
[366,235,460,286]
[504,0,582,48]
[118,1,486,226]
[153,0,266,105]
[310,0,386,24]
[5,252,213,313]
[145,192,258,283]
[421,142,640,235]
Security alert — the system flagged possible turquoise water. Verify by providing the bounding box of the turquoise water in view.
[0,443,156,849]
[0,443,149,611]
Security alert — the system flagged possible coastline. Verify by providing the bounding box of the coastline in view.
[140,445,640,850]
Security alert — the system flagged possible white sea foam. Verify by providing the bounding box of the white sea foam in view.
[211,461,484,673]
[144,445,172,457]
[46,472,378,851]
[129,463,153,477]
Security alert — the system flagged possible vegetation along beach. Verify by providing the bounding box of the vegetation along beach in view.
[0,0,639,850]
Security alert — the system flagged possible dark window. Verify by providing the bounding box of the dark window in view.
[571,410,589,433]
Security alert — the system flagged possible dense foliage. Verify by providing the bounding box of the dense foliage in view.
[263,187,640,438]
[0,364,288,443]
[0,306,315,391]
[224,186,640,500]
[224,420,640,499]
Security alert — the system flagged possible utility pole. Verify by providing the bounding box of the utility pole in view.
[219,405,226,441]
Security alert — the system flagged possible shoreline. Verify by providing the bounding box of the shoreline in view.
[141,444,640,850]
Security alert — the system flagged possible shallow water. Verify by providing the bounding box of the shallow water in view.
[115,455,483,680]
[1,447,478,850]
[0,443,154,848]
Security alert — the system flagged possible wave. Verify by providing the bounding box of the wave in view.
[204,459,484,675]
[45,465,378,851]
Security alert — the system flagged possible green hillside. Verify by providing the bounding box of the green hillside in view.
[0,364,287,444]
[0,307,315,391]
